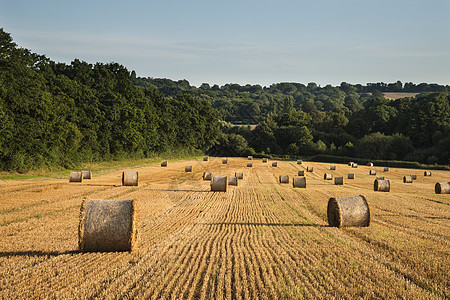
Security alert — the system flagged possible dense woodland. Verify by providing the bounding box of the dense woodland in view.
[0,28,449,172]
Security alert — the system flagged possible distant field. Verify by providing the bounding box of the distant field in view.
[0,158,449,298]
[383,92,420,99]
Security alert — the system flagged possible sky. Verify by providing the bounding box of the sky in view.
[1,0,449,87]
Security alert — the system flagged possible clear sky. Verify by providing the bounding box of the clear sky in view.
[1,0,449,87]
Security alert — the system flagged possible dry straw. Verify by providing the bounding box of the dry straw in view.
[161,160,168,167]
[374,179,390,192]
[82,170,92,180]
[203,156,209,161]
[403,176,413,183]
[279,175,289,184]
[324,173,333,180]
[307,166,313,172]
[247,162,253,167]
[297,160,302,164]
[78,199,138,252]
[384,167,389,172]
[327,195,370,227]
[248,156,253,160]
[435,182,450,194]
[203,172,212,181]
[376,176,385,180]
[335,177,344,185]
[69,172,83,183]
[348,173,355,179]
[298,170,305,176]
[211,176,227,192]
[330,165,336,170]
[293,177,306,188]
[222,159,228,164]
[424,171,432,176]
[185,165,192,172]
[235,172,244,179]
[369,170,376,175]
[272,162,278,167]
[228,176,238,186]
[122,171,138,186]
[262,158,268,163]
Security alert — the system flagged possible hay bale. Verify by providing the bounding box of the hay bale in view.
[307,167,313,172]
[82,170,92,180]
[335,177,344,185]
[293,177,306,188]
[203,172,212,181]
[330,165,336,170]
[247,162,253,167]
[403,176,413,183]
[279,175,289,184]
[69,172,83,182]
[369,170,376,175]
[235,172,244,179]
[272,162,278,167]
[367,162,373,166]
[324,173,333,180]
[327,195,370,228]
[78,199,138,252]
[228,176,238,186]
[211,176,227,192]
[262,158,268,163]
[222,159,228,164]
[348,162,354,166]
[374,179,390,192]
[298,170,305,176]
[122,171,138,186]
[348,173,355,179]
[376,176,385,180]
[435,182,450,194]
[352,163,358,168]
[297,160,302,164]
[424,171,432,176]
[185,165,192,172]
[203,156,209,161]
[411,174,417,180]
[161,160,168,167]
[384,167,389,172]
[248,156,253,160]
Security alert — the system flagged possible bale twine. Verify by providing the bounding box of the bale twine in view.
[161,160,168,167]
[435,182,450,194]
[247,162,253,167]
[348,173,355,179]
[384,167,389,172]
[424,171,432,176]
[374,179,390,192]
[298,170,305,176]
[352,163,358,168]
[228,176,238,186]
[262,158,268,163]
[211,176,227,192]
[185,165,192,172]
[324,173,333,180]
[272,162,278,167]
[78,199,138,252]
[279,175,289,184]
[203,156,209,161]
[69,172,83,183]
[411,174,417,180]
[376,176,385,180]
[222,159,228,164]
[327,195,370,228]
[335,177,344,185]
[235,172,244,179]
[367,162,373,166]
[203,172,212,181]
[330,165,336,170]
[248,156,253,160]
[82,170,92,180]
[293,177,306,188]
[122,171,138,186]
[403,176,413,183]
[307,167,313,172]
[369,170,376,175]
[297,160,302,164]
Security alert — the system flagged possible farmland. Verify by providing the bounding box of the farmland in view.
[0,158,449,299]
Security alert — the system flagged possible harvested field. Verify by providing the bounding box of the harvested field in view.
[0,158,449,299]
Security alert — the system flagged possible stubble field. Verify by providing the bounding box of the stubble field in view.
[0,158,449,299]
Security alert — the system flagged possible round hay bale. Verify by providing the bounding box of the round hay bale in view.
[298,170,305,176]
[297,160,302,164]
[324,173,333,180]
[424,171,431,176]
[228,176,238,186]
[78,199,138,252]
[222,159,228,164]
[374,179,390,192]
[367,162,373,166]
[161,160,168,167]
[307,167,313,172]
[384,167,389,172]
[348,173,355,179]
[272,162,278,167]
[330,165,336,170]
[203,172,212,181]
[279,175,289,184]
[435,182,450,194]
[411,174,417,180]
[248,156,253,160]
[352,163,358,168]
[403,176,413,183]
[327,195,370,228]
[122,171,138,186]
[348,162,354,166]
[185,165,192,172]
[82,170,92,180]
[262,158,268,163]
[247,162,253,167]
[235,172,244,179]
[203,156,209,161]
[335,177,344,185]
[69,172,83,183]
[211,176,227,192]
[369,170,376,175]
[293,177,306,188]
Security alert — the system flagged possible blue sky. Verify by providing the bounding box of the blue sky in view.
[1,0,449,87]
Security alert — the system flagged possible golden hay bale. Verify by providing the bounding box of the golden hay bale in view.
[262,158,268,163]
[403,176,413,183]
[348,173,355,179]
[161,160,168,167]
[369,170,376,175]
[352,163,358,168]
[330,165,336,170]
[272,162,278,167]
[235,172,244,179]
[348,162,354,166]
[424,171,432,176]
[222,159,228,164]
[367,162,373,166]
[307,166,313,172]
[279,175,289,184]
[435,182,450,194]
[122,171,138,186]
[327,195,370,228]
[411,174,417,180]
[384,167,389,172]
[247,162,253,167]
[185,165,192,172]
[69,172,83,183]
[78,199,138,252]
[298,170,305,176]
[228,176,238,186]
[324,173,333,180]
[374,179,390,192]
[82,170,92,180]
[203,172,212,181]
[335,177,344,185]
[248,156,253,160]
[293,177,306,188]
[297,160,302,164]
[211,176,227,192]
[203,156,209,161]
